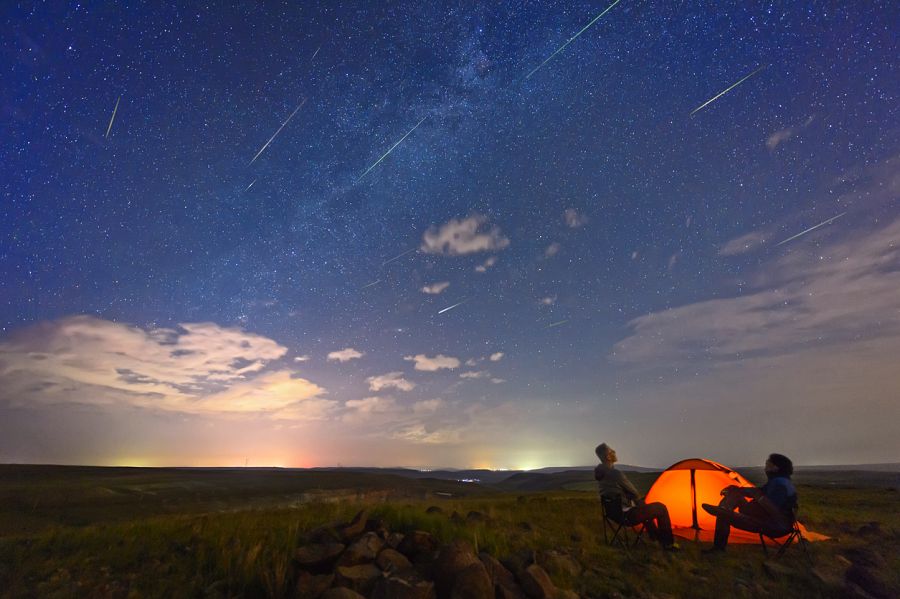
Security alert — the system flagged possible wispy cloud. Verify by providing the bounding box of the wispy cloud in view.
[327,348,364,363]
[366,371,416,392]
[421,281,450,295]
[766,115,814,151]
[564,208,588,228]
[489,352,504,362]
[475,256,497,273]
[719,230,769,256]
[404,354,460,371]
[421,214,510,255]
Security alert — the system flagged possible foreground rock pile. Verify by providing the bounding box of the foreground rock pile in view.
[293,509,581,599]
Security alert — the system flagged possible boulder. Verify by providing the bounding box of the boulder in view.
[518,564,557,599]
[338,532,384,567]
[295,571,334,599]
[366,517,390,538]
[479,552,516,587]
[397,530,438,562]
[334,563,383,596]
[762,560,795,579]
[426,506,444,515]
[536,550,582,579]
[386,532,406,549]
[845,564,892,599]
[480,552,526,599]
[450,562,493,599]
[321,589,366,599]
[294,543,345,572]
[377,548,413,573]
[337,510,369,542]
[372,572,437,599]
[433,540,480,598]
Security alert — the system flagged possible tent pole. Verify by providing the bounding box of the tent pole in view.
[690,468,700,541]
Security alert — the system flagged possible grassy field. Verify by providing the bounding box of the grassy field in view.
[0,466,897,598]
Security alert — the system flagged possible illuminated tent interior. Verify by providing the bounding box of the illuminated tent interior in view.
[643,458,829,544]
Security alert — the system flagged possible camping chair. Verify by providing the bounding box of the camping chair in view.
[600,494,645,550]
[758,506,810,562]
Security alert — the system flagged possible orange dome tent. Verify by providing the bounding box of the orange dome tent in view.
[643,458,828,544]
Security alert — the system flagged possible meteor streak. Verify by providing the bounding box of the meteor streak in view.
[245,179,257,192]
[361,280,382,289]
[105,96,120,138]
[357,116,427,182]
[311,45,321,61]
[438,299,467,315]
[525,0,621,80]
[690,65,767,116]
[775,211,847,246]
[382,248,417,266]
[249,98,306,165]
[546,319,569,329]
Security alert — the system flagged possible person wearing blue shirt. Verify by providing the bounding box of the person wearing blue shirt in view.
[701,453,797,552]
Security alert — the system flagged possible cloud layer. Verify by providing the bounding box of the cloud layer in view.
[420,214,510,255]
[0,316,331,418]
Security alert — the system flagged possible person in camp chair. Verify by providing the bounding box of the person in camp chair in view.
[594,443,679,550]
[701,453,797,553]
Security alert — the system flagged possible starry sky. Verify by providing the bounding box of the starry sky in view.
[1,2,898,469]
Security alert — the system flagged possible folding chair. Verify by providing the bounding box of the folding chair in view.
[600,494,645,551]
[758,506,810,562]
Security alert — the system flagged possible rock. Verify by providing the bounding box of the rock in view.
[366,517,390,538]
[338,532,384,567]
[321,588,366,599]
[495,584,528,599]
[466,510,488,523]
[479,552,516,587]
[762,560,795,579]
[518,564,557,599]
[386,532,405,549]
[555,590,580,599]
[500,549,534,578]
[334,563,383,596]
[434,540,480,598]
[844,547,888,570]
[426,506,444,515]
[398,530,438,561]
[857,522,881,537]
[845,564,892,599]
[337,510,369,542]
[517,522,533,532]
[450,562,493,599]
[450,511,465,525]
[377,548,413,573]
[844,582,880,599]
[372,572,436,599]
[295,571,334,599]
[536,550,582,579]
[569,533,582,543]
[294,543,346,572]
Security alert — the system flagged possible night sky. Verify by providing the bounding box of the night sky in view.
[2,2,898,469]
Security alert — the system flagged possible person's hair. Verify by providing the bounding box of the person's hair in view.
[768,453,793,477]
[595,443,611,460]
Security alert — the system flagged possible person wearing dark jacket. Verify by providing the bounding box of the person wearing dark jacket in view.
[594,443,679,550]
[701,453,797,552]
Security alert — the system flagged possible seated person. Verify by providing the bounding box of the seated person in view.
[701,453,797,552]
[594,443,679,550]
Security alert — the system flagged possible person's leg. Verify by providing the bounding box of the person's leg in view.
[712,492,749,550]
[625,503,673,547]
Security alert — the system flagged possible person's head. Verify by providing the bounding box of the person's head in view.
[595,443,617,464]
[765,453,793,477]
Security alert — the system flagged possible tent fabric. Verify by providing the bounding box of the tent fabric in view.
[643,458,829,544]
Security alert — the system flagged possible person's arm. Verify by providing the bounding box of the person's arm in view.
[757,480,791,522]
[617,471,642,503]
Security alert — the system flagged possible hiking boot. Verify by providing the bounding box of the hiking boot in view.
[664,542,681,552]
[702,546,726,555]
